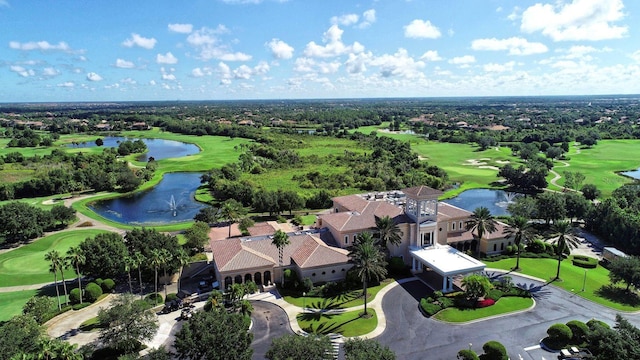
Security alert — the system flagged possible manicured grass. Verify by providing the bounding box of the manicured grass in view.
[0,229,109,287]
[300,214,317,226]
[487,257,640,311]
[297,309,377,337]
[282,278,395,309]
[434,297,534,322]
[0,289,38,322]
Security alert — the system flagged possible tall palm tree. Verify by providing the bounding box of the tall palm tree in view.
[176,248,191,293]
[375,215,403,256]
[159,249,172,300]
[503,216,533,270]
[65,246,85,304]
[465,206,498,257]
[133,251,145,298]
[220,199,246,238]
[149,249,163,304]
[348,232,387,316]
[271,229,291,287]
[45,250,62,310]
[123,255,135,294]
[551,220,580,280]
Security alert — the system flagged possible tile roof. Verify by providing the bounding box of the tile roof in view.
[320,200,403,232]
[402,185,443,199]
[291,236,349,268]
[437,202,472,221]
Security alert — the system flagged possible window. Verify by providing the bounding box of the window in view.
[312,273,316,277]
[493,244,497,251]
[353,234,357,242]
[501,243,504,251]
[459,221,463,230]
[322,271,326,275]
[344,236,349,245]
[452,222,456,230]
[331,270,335,273]
[421,232,433,247]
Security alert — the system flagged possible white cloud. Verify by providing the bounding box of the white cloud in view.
[156,52,178,64]
[218,52,252,61]
[360,9,376,28]
[420,50,443,61]
[9,40,71,52]
[149,80,157,86]
[42,67,60,77]
[369,48,426,78]
[10,65,35,77]
[122,33,157,49]
[345,52,373,74]
[521,0,627,41]
[115,58,135,68]
[218,61,270,83]
[404,19,441,39]
[304,25,364,58]
[331,14,359,26]
[58,82,75,87]
[483,61,516,72]
[86,72,103,81]
[186,26,251,62]
[449,55,476,65]
[631,50,640,63]
[267,39,294,59]
[162,73,177,81]
[168,23,193,34]
[192,67,207,77]
[471,37,548,55]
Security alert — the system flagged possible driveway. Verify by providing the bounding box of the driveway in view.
[376,273,640,360]
[251,300,294,360]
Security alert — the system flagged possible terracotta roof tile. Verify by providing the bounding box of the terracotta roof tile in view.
[402,186,443,198]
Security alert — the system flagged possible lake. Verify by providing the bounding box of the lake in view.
[69,137,200,161]
[89,172,206,225]
[621,168,640,180]
[443,189,520,216]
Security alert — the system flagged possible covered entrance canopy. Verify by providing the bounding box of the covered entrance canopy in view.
[410,245,485,292]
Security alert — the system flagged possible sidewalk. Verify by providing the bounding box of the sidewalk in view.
[247,277,418,342]
[45,294,115,346]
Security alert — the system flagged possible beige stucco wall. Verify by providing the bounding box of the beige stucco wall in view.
[297,263,354,284]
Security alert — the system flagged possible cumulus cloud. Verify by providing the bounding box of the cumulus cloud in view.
[449,55,476,65]
[404,19,441,39]
[191,67,209,77]
[631,50,640,63]
[217,61,270,84]
[369,48,426,78]
[42,67,60,77]
[157,52,178,64]
[266,38,294,59]
[420,50,443,61]
[293,58,340,74]
[10,65,35,77]
[115,58,135,68]
[360,9,376,28]
[168,23,193,34]
[160,67,177,81]
[9,40,72,52]
[122,33,157,49]
[331,14,359,26]
[86,72,103,81]
[483,61,516,72]
[303,25,365,58]
[58,82,75,87]
[521,0,627,41]
[186,26,251,62]
[471,37,548,55]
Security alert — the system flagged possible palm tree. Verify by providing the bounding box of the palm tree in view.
[176,248,191,292]
[123,255,135,294]
[551,220,580,280]
[220,199,246,238]
[65,246,85,304]
[45,250,63,310]
[133,251,145,298]
[271,229,291,287]
[149,249,163,304]
[465,206,498,257]
[503,216,533,270]
[375,215,403,256]
[348,232,387,316]
[159,249,172,300]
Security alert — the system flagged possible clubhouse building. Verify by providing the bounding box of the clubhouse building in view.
[210,186,510,293]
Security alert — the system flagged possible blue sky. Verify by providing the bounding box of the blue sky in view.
[1,0,639,102]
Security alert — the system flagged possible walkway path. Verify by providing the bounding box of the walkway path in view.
[45,294,115,346]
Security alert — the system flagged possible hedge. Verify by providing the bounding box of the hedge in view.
[145,293,163,305]
[420,298,442,316]
[566,320,589,343]
[457,349,480,360]
[572,255,598,269]
[101,278,116,293]
[85,282,103,303]
[482,341,508,360]
[69,288,82,304]
[547,323,572,345]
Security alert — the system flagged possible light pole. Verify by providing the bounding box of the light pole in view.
[303,292,306,312]
[582,269,587,292]
[469,343,472,351]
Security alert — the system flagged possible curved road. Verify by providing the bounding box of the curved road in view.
[376,273,640,360]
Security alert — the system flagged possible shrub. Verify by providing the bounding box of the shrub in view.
[387,256,409,276]
[526,239,546,254]
[438,296,454,308]
[481,341,508,360]
[477,298,495,308]
[566,320,589,343]
[72,302,91,310]
[419,298,442,316]
[276,215,286,223]
[283,269,299,288]
[587,319,610,330]
[572,255,598,269]
[486,289,503,301]
[145,293,163,305]
[94,278,104,287]
[457,349,480,360]
[85,282,103,303]
[101,278,116,293]
[547,323,572,345]
[190,253,208,261]
[69,288,82,304]
[165,293,178,303]
[77,221,93,227]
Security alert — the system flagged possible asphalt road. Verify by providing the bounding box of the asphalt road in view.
[251,300,295,360]
[375,273,640,360]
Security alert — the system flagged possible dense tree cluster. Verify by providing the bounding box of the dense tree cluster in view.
[0,202,75,244]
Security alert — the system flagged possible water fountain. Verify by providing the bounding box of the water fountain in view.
[495,191,518,208]
[167,195,178,216]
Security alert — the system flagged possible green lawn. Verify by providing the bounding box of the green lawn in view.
[487,257,640,311]
[297,309,377,337]
[434,297,534,323]
[282,278,395,309]
[0,290,38,322]
[0,229,109,287]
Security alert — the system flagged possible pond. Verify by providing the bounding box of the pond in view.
[443,189,521,216]
[621,168,640,180]
[89,172,207,225]
[69,137,200,161]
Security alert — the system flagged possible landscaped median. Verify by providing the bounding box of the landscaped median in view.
[297,309,378,337]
